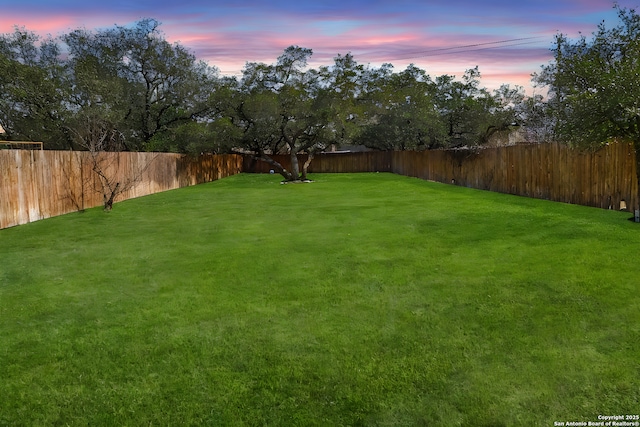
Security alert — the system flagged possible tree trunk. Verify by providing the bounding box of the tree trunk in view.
[242,149,293,180]
[289,149,300,181]
[301,152,314,181]
[103,182,120,211]
[634,142,640,222]
[262,156,292,180]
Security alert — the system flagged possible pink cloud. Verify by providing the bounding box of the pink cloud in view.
[0,15,77,34]
[2,0,614,94]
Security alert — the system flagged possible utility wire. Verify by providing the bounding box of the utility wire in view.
[407,40,544,58]
[394,36,547,60]
[216,36,549,76]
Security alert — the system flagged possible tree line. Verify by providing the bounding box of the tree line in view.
[0,18,543,180]
[2,6,640,186]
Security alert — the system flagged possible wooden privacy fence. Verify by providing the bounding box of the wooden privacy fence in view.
[248,142,637,211]
[390,142,637,211]
[1,142,637,229]
[243,151,393,174]
[0,151,242,229]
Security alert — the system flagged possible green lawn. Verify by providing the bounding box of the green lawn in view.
[1,173,638,426]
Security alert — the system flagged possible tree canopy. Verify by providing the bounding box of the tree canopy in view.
[1,19,531,179]
[0,20,219,151]
[535,5,640,214]
[536,6,640,146]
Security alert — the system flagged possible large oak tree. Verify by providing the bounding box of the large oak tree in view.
[535,5,640,218]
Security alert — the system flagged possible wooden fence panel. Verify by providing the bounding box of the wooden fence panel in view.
[387,143,637,211]
[242,152,392,174]
[0,151,242,229]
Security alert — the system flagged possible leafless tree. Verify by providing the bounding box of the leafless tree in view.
[68,113,156,211]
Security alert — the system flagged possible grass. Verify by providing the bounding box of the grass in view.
[1,173,639,426]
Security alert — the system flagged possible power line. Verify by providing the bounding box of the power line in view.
[410,40,545,58]
[215,36,549,76]
[394,36,547,60]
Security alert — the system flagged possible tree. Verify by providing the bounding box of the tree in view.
[316,53,375,147]
[64,103,160,211]
[227,46,335,181]
[0,28,71,148]
[516,92,554,143]
[535,5,640,218]
[355,64,446,150]
[432,67,495,147]
[146,120,238,155]
[0,20,219,152]
[486,84,529,144]
[224,70,291,176]
[63,19,219,150]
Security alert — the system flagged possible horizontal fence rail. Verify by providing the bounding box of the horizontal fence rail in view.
[1,142,637,229]
[0,151,242,229]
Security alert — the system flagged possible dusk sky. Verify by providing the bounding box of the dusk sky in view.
[1,0,637,94]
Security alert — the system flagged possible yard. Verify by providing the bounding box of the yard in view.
[0,173,638,426]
